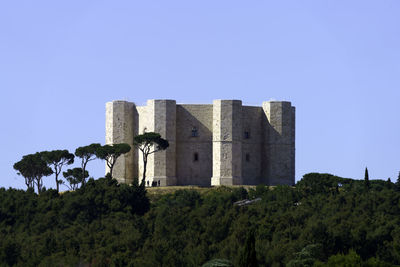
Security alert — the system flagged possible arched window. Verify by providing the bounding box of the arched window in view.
[191,126,198,137]
[193,152,199,161]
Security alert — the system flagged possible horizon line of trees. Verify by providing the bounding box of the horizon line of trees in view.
[13,143,131,193]
[12,132,170,194]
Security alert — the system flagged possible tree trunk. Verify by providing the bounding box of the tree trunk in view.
[141,156,147,186]
[36,178,42,194]
[55,173,59,193]
[82,160,87,185]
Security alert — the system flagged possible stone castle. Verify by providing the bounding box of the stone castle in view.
[105,99,295,186]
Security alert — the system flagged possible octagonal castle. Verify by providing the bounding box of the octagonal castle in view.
[106,99,295,186]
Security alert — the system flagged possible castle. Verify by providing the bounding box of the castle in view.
[106,99,295,186]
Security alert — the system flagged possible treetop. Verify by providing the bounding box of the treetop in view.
[75,143,102,158]
[134,132,169,151]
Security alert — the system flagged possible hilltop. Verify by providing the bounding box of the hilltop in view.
[0,173,399,266]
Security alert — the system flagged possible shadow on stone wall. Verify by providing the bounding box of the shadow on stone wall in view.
[176,105,213,186]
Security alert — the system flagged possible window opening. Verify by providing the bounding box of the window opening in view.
[191,126,198,137]
[194,152,199,161]
[244,131,250,139]
[245,153,250,162]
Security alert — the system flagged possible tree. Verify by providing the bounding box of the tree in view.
[386,178,393,190]
[13,153,53,193]
[63,168,89,190]
[75,143,101,185]
[41,150,74,192]
[364,167,370,190]
[315,250,362,266]
[238,231,258,267]
[396,171,400,191]
[13,156,34,190]
[96,143,131,178]
[134,132,169,186]
[287,244,324,267]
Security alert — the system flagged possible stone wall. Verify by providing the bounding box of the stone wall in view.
[137,100,177,186]
[105,101,137,184]
[211,100,243,185]
[153,100,177,186]
[176,104,213,186]
[262,101,295,185]
[137,103,154,184]
[241,106,263,185]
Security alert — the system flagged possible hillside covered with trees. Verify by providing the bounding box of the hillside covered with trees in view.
[1,173,400,266]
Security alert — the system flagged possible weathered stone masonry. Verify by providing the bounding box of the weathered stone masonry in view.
[105,99,295,186]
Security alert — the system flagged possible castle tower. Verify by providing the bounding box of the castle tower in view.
[105,100,138,184]
[262,101,295,185]
[141,100,177,186]
[211,100,243,185]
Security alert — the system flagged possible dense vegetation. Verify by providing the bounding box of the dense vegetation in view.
[1,173,400,266]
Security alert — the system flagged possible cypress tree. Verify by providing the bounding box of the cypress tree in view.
[387,178,392,189]
[238,231,258,267]
[396,171,400,191]
[364,167,370,190]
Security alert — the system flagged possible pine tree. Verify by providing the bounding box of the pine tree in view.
[364,167,370,190]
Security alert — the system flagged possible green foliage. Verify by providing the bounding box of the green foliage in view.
[41,149,74,192]
[2,172,400,266]
[365,167,370,190]
[315,250,362,266]
[75,143,102,159]
[134,132,169,151]
[296,173,352,195]
[63,167,89,190]
[396,171,400,191]
[13,152,53,193]
[232,187,249,201]
[0,176,149,266]
[0,237,20,266]
[238,231,258,267]
[287,244,323,267]
[75,143,101,184]
[95,143,131,177]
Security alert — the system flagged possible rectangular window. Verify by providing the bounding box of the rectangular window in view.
[191,127,198,137]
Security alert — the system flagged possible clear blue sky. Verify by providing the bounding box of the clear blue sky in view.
[1,1,399,189]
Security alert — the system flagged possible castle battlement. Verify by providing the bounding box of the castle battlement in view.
[106,99,295,186]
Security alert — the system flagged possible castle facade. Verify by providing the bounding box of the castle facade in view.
[106,99,295,186]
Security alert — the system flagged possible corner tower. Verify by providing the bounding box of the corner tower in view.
[105,100,138,184]
[138,100,177,186]
[262,101,295,185]
[211,100,243,185]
